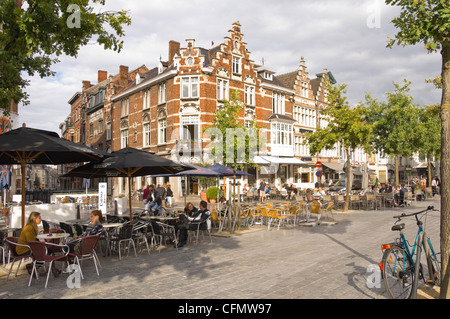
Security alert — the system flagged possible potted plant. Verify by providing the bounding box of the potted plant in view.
[206,186,219,204]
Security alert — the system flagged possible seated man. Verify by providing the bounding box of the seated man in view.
[176,200,211,247]
[398,184,408,206]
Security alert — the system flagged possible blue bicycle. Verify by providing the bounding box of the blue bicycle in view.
[380,206,441,299]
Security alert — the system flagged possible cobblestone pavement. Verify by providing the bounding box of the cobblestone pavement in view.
[0,197,442,299]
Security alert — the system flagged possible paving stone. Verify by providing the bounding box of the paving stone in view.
[0,197,442,299]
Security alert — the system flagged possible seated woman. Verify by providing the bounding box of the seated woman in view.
[184,202,198,217]
[17,211,41,257]
[68,210,103,253]
[176,200,211,247]
[17,211,61,276]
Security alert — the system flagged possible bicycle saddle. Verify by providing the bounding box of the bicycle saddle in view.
[391,223,405,231]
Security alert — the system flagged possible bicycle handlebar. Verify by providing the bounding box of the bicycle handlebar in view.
[393,206,438,220]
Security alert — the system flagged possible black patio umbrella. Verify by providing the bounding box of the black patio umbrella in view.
[206,164,250,176]
[63,147,194,220]
[151,164,220,178]
[0,126,109,227]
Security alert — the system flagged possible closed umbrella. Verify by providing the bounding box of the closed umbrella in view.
[0,126,108,227]
[63,147,193,220]
[0,165,11,208]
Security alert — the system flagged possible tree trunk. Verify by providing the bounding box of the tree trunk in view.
[439,44,450,299]
[427,156,432,188]
[395,154,400,186]
[344,149,351,212]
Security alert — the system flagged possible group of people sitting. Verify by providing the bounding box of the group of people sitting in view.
[15,198,213,278]
[142,183,174,215]
[16,209,104,277]
[175,200,211,248]
[368,183,419,206]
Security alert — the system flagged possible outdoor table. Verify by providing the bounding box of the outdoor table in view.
[65,218,90,225]
[101,223,125,257]
[140,216,179,222]
[37,232,70,243]
[102,223,124,228]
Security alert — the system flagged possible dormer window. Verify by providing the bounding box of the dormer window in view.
[264,72,273,81]
[136,74,141,85]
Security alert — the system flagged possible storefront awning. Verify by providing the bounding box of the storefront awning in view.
[322,162,344,172]
[252,155,306,165]
[413,162,433,169]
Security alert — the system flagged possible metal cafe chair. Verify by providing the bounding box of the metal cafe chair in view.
[27,241,69,288]
[4,237,31,280]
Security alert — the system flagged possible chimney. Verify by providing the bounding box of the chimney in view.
[82,80,91,91]
[119,65,129,88]
[9,101,18,114]
[168,40,180,64]
[98,70,108,83]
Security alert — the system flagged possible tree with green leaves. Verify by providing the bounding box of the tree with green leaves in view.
[204,89,265,232]
[205,89,265,171]
[306,83,372,212]
[417,104,441,187]
[364,79,421,187]
[0,0,131,112]
[385,0,450,298]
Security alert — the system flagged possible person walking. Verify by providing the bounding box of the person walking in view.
[259,179,266,203]
[165,184,173,208]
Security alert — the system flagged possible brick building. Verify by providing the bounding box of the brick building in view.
[62,22,344,198]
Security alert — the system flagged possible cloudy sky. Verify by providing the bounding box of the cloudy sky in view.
[19,0,442,134]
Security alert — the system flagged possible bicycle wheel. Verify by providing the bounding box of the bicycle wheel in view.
[423,237,441,286]
[381,245,414,299]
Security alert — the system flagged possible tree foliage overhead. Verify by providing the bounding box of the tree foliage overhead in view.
[306,82,372,212]
[0,0,131,111]
[206,90,265,171]
[365,79,421,159]
[306,82,372,156]
[386,0,450,52]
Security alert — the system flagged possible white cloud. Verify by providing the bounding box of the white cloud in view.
[18,0,442,134]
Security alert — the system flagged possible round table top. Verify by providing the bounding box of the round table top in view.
[139,215,179,221]
[102,223,124,228]
[37,232,71,240]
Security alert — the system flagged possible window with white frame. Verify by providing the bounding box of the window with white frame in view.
[181,76,199,99]
[232,56,241,74]
[158,83,166,104]
[98,119,103,134]
[271,122,292,146]
[272,92,285,114]
[295,135,310,156]
[143,89,151,109]
[181,115,200,147]
[244,85,255,106]
[120,98,129,117]
[158,119,166,144]
[296,106,317,128]
[143,123,151,147]
[217,78,229,101]
[301,81,308,98]
[106,123,111,140]
[121,129,128,148]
